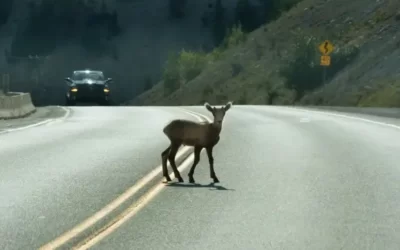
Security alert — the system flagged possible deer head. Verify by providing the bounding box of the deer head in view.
[204,101,233,125]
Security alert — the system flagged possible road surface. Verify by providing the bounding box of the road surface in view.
[0,106,195,250]
[1,105,400,250]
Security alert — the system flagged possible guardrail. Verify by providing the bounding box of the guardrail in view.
[0,92,36,119]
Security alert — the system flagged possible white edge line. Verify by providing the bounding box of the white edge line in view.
[284,106,400,130]
[0,106,71,134]
[39,108,208,250]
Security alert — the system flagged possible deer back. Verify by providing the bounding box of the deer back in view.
[164,119,211,146]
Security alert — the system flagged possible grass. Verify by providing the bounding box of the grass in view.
[357,78,400,107]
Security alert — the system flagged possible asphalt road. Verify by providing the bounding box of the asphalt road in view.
[2,105,400,250]
[0,106,196,250]
[93,105,400,250]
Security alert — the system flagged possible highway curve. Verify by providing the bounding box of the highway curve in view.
[0,106,197,250]
[91,106,400,250]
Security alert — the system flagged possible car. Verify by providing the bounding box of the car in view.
[64,69,113,106]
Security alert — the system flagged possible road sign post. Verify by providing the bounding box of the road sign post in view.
[318,40,334,85]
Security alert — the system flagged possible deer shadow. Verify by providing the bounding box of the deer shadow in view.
[166,182,234,191]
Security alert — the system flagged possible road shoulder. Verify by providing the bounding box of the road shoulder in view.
[0,106,69,132]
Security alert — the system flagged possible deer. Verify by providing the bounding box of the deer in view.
[161,101,233,184]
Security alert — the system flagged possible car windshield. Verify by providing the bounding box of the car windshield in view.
[72,71,104,81]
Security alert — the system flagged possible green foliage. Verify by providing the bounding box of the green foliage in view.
[162,52,181,94]
[211,0,227,45]
[279,35,360,100]
[162,49,208,94]
[161,24,247,95]
[178,49,208,83]
[206,47,224,61]
[238,91,248,104]
[216,93,228,103]
[202,84,214,100]
[358,79,400,107]
[221,24,247,49]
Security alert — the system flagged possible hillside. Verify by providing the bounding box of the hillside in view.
[130,0,400,107]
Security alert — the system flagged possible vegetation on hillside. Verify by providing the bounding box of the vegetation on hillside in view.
[132,0,400,107]
[279,35,360,101]
[162,24,247,95]
[160,0,304,98]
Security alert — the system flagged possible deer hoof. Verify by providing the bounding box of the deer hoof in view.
[177,177,184,183]
[189,178,195,183]
[212,177,220,183]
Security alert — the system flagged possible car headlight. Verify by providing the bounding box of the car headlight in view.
[71,88,78,92]
[104,88,110,93]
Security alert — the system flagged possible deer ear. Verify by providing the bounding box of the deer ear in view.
[224,101,233,111]
[204,102,213,112]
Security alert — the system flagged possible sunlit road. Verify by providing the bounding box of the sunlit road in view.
[96,106,400,250]
[2,106,400,250]
[0,106,195,250]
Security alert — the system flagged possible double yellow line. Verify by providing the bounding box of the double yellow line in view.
[39,108,211,250]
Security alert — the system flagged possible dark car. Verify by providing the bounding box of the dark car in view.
[64,70,113,106]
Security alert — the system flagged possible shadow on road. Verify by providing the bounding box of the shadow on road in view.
[166,182,234,191]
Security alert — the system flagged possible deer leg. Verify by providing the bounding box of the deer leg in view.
[188,146,202,183]
[168,143,184,182]
[206,146,219,183]
[161,146,171,182]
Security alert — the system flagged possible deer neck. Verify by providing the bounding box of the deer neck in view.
[210,121,222,135]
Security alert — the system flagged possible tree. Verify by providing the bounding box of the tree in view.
[211,0,227,46]
[234,0,259,32]
[0,0,13,27]
[169,0,187,19]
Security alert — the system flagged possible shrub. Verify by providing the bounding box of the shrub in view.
[206,47,224,61]
[279,35,360,100]
[202,84,214,100]
[161,24,246,94]
[178,49,207,83]
[162,49,207,92]
[162,52,181,94]
[238,91,248,104]
[221,23,247,49]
